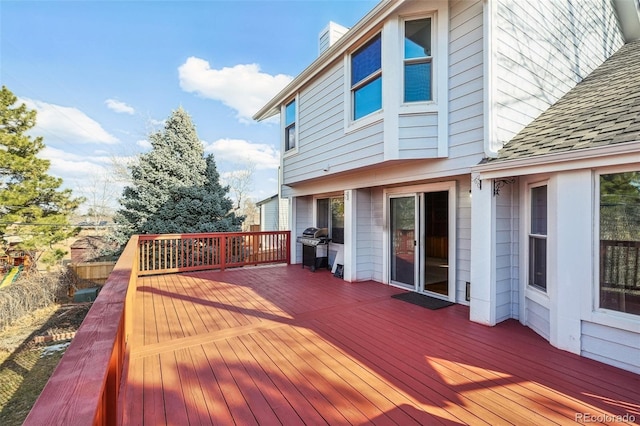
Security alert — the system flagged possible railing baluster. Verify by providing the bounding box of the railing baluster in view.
[136,231,291,275]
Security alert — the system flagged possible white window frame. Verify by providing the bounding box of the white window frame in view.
[590,166,640,330]
[343,31,384,133]
[526,181,550,297]
[282,94,299,157]
[399,11,439,116]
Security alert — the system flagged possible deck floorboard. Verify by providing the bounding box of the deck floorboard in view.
[121,265,640,425]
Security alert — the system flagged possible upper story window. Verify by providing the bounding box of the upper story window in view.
[284,99,296,151]
[404,17,432,103]
[599,171,640,316]
[351,33,382,121]
[529,184,548,292]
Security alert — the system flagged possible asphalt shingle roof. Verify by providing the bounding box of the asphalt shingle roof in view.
[490,40,640,162]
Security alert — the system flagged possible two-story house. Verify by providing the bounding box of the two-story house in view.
[254,0,640,373]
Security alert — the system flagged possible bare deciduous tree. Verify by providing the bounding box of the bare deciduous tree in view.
[224,162,255,212]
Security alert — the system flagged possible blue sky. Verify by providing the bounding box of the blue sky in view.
[1,0,377,212]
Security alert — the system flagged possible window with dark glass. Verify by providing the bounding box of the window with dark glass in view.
[351,34,382,120]
[404,18,432,102]
[284,100,296,151]
[317,197,344,244]
[529,185,547,291]
[599,172,640,315]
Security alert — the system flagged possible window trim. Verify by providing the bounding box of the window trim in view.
[350,33,382,122]
[344,32,384,132]
[526,181,549,295]
[282,95,299,157]
[401,15,435,105]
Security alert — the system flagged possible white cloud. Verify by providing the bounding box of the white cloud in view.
[136,139,152,150]
[105,98,135,115]
[20,98,119,145]
[42,147,131,204]
[178,56,292,122]
[42,147,110,179]
[204,138,279,170]
[148,118,165,128]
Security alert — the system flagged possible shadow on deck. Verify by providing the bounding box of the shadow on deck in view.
[120,264,640,425]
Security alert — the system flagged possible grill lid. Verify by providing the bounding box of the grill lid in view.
[302,227,328,238]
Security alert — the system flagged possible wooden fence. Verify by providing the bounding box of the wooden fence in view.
[69,261,117,286]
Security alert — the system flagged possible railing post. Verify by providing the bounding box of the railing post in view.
[286,231,291,265]
[221,234,226,271]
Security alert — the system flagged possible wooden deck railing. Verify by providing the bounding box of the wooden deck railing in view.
[24,231,290,425]
[24,234,140,426]
[600,240,640,315]
[138,230,291,275]
[600,239,640,290]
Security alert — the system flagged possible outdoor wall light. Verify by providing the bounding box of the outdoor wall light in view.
[493,177,516,196]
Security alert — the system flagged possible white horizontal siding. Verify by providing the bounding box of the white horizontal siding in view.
[398,114,438,158]
[448,0,485,165]
[284,120,384,184]
[260,199,279,232]
[526,298,550,340]
[355,189,375,281]
[293,196,313,264]
[283,59,385,185]
[278,198,289,231]
[494,0,625,146]
[495,181,519,322]
[582,321,640,374]
[283,57,387,185]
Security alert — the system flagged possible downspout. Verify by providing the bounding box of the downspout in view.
[483,0,500,157]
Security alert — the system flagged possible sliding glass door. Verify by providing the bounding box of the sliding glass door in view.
[389,188,452,299]
[390,196,417,287]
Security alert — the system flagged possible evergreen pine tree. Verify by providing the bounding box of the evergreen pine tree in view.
[144,154,243,233]
[115,107,206,236]
[0,86,82,255]
[116,108,243,238]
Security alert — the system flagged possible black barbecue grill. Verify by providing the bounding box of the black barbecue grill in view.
[297,227,330,271]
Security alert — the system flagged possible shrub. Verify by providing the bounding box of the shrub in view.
[0,270,71,331]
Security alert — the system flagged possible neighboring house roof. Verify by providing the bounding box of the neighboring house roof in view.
[70,236,113,251]
[256,194,279,207]
[489,40,640,163]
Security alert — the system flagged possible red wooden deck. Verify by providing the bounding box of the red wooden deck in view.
[120,265,640,425]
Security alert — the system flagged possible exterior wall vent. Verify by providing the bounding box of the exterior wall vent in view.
[319,21,349,55]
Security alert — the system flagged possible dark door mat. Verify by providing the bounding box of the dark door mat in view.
[391,291,454,310]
